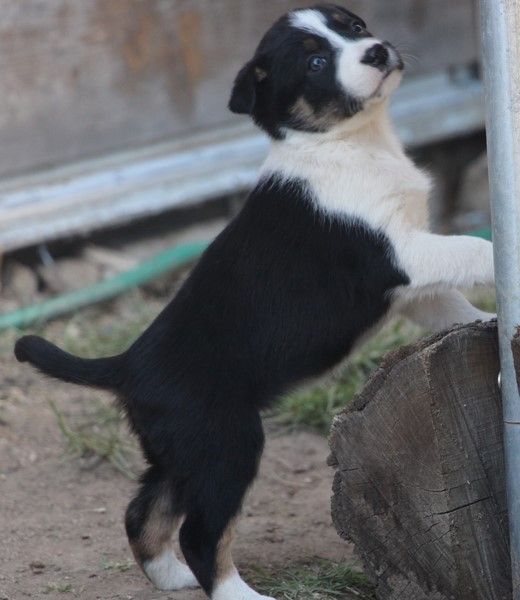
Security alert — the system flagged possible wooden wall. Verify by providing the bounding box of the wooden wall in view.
[0,0,478,180]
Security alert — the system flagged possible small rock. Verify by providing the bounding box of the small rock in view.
[29,560,45,574]
[2,262,38,305]
[38,257,100,294]
[292,464,311,474]
[83,245,137,274]
[264,534,284,543]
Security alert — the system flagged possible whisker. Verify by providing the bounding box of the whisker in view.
[400,53,421,67]
[390,41,421,67]
[392,41,415,52]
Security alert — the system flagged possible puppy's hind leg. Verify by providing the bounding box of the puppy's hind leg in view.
[181,510,275,600]
[178,411,275,600]
[125,466,199,591]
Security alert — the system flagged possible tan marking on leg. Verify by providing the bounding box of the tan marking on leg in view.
[142,492,178,557]
[130,492,198,591]
[215,518,237,584]
[129,491,178,565]
[211,498,272,597]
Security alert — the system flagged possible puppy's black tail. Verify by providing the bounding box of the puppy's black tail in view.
[14,335,125,390]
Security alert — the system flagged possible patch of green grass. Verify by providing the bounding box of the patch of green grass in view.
[101,556,134,572]
[42,582,73,594]
[276,321,422,433]
[49,398,138,480]
[248,560,375,600]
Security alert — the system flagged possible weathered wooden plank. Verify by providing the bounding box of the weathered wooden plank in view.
[0,0,478,180]
[330,321,511,600]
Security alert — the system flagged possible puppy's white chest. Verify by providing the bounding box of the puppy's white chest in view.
[372,154,431,230]
[264,141,431,232]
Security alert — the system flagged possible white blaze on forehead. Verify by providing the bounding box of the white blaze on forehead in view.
[290,9,348,49]
[290,9,385,100]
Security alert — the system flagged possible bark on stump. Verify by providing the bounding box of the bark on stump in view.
[329,321,513,600]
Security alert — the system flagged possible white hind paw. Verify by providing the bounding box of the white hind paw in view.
[212,571,276,600]
[144,549,199,590]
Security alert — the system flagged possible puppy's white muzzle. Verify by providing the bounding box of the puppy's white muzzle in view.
[337,38,403,100]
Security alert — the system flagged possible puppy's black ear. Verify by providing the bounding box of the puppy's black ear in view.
[229,60,267,115]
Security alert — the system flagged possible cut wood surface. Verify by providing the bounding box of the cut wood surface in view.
[330,321,511,600]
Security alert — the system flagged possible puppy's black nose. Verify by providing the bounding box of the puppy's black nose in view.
[362,44,389,68]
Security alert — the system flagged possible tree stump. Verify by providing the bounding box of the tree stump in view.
[329,321,512,600]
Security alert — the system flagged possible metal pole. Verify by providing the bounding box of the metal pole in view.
[479,0,520,595]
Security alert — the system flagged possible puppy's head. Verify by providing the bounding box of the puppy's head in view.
[229,4,403,138]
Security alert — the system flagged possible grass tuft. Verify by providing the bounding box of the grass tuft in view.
[248,560,375,599]
[276,321,422,433]
[101,556,134,572]
[48,398,139,480]
[42,582,73,594]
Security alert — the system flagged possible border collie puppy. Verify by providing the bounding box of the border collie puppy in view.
[15,4,495,599]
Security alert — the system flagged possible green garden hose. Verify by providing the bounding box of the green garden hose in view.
[0,241,208,331]
[467,227,492,241]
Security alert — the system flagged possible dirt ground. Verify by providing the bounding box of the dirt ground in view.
[0,355,355,600]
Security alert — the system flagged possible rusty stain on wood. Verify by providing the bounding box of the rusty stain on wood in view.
[409,0,429,29]
[123,12,155,73]
[178,11,205,84]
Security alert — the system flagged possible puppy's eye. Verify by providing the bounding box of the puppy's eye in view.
[352,21,365,33]
[308,55,327,72]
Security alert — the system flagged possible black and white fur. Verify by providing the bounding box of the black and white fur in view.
[15,5,495,600]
